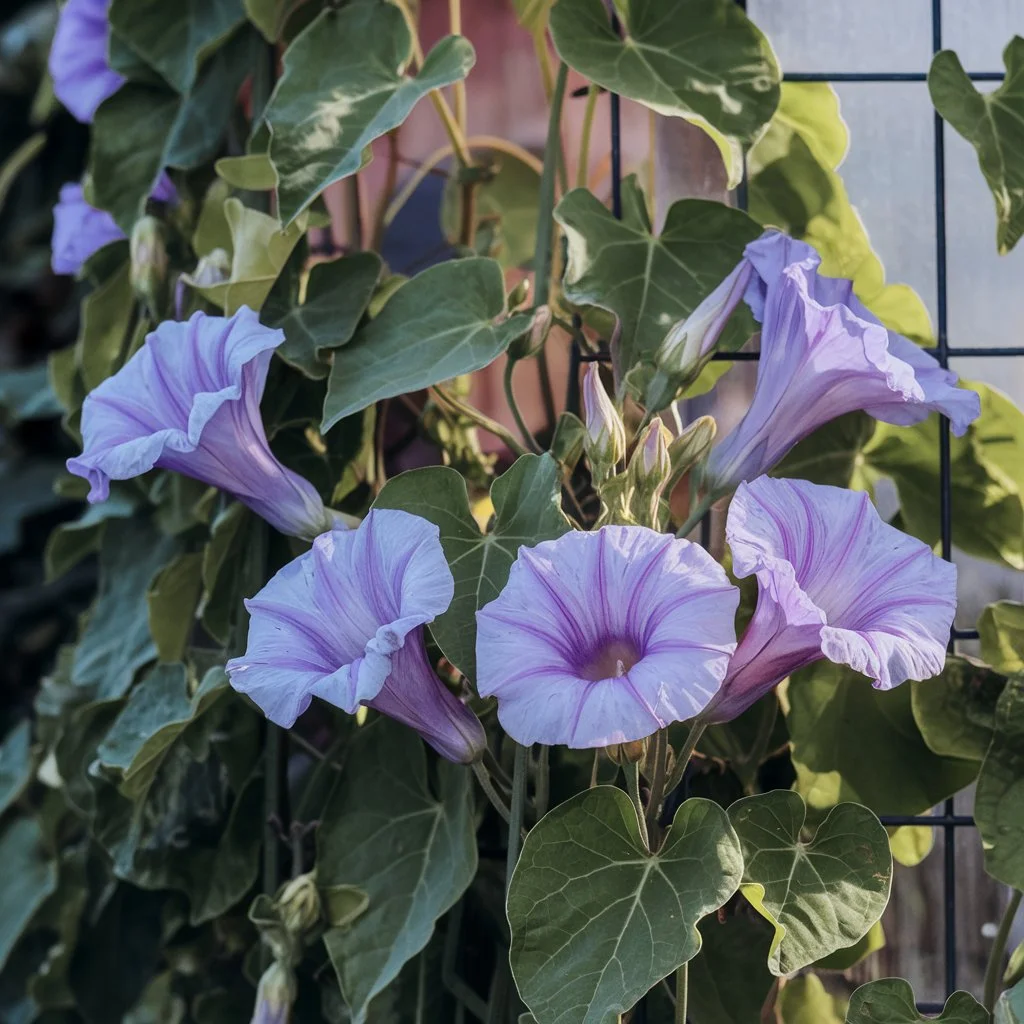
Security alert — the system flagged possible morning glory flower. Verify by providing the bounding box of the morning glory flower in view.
[702,231,980,494]
[52,175,178,277]
[226,511,486,764]
[703,476,956,723]
[48,0,124,123]
[476,527,739,747]
[66,307,337,540]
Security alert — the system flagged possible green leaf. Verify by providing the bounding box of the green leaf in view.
[318,719,476,1024]
[0,723,32,818]
[911,655,1007,762]
[773,412,877,490]
[0,365,61,424]
[997,979,1024,1024]
[688,906,776,1024]
[44,490,139,582]
[980,601,1024,675]
[265,1,475,223]
[200,503,252,645]
[442,151,541,269]
[76,262,133,391]
[749,83,933,344]
[0,818,57,971]
[511,0,554,32]
[244,0,293,41]
[785,662,978,817]
[976,674,1024,890]
[549,0,780,188]
[0,133,45,215]
[323,257,531,429]
[930,38,1024,255]
[109,0,245,93]
[778,974,846,1024]
[71,516,183,701]
[0,460,66,555]
[185,197,308,315]
[814,921,886,972]
[215,152,279,190]
[374,453,570,681]
[146,553,204,664]
[507,787,742,1024]
[89,28,261,231]
[728,791,891,975]
[266,252,382,379]
[845,979,987,1023]
[554,178,760,376]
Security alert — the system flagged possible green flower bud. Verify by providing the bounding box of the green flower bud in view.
[583,364,626,477]
[507,278,531,309]
[129,215,167,309]
[605,738,648,766]
[277,871,321,936]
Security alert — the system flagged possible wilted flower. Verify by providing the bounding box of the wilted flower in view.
[702,231,980,493]
[582,364,626,474]
[251,962,295,1024]
[48,0,124,123]
[703,476,956,723]
[51,183,125,276]
[476,526,738,747]
[226,510,486,763]
[66,307,336,540]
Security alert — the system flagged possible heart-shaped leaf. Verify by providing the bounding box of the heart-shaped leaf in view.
[507,787,742,1024]
[728,790,891,975]
[554,177,759,378]
[264,0,475,223]
[323,257,530,429]
[374,453,571,682]
[930,38,1024,254]
[549,0,779,187]
[997,978,1024,1024]
[318,719,476,1024]
[979,600,1024,675]
[845,979,987,1023]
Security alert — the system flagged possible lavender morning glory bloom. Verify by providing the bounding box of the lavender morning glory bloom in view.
[51,183,125,275]
[476,527,739,747]
[702,231,980,494]
[703,476,956,724]
[66,307,336,540]
[48,0,124,123]
[226,511,486,763]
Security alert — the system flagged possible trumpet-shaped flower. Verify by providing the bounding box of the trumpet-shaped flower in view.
[48,0,124,123]
[703,232,980,493]
[66,307,335,540]
[226,512,485,763]
[703,476,956,723]
[476,527,739,747]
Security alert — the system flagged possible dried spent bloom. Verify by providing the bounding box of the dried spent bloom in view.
[226,511,486,763]
[476,526,739,747]
[48,0,124,123]
[66,307,336,540]
[582,364,626,471]
[703,476,956,723]
[51,183,125,276]
[703,231,980,493]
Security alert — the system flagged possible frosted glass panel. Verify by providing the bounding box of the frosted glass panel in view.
[748,0,930,73]
[942,0,1022,70]
[832,83,938,322]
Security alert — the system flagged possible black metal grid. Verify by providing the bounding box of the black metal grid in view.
[573,0,1011,1013]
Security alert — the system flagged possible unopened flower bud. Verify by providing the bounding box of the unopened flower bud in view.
[605,738,648,766]
[277,871,321,936]
[129,215,167,307]
[190,247,231,287]
[507,278,531,309]
[582,364,626,474]
[252,962,296,1024]
[508,303,552,361]
[632,417,672,483]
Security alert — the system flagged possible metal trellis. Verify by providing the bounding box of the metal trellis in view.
[570,0,1010,1014]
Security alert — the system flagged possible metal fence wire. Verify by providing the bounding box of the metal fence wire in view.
[563,0,1016,1015]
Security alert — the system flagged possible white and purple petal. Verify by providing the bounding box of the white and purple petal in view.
[704,476,956,723]
[48,0,124,123]
[703,231,980,492]
[227,512,483,763]
[476,527,739,748]
[66,307,333,539]
[51,183,126,276]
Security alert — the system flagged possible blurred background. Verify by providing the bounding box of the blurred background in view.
[1,0,1022,1008]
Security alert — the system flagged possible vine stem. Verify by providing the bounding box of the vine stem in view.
[626,762,650,851]
[674,962,688,1024]
[502,362,543,454]
[506,743,530,891]
[676,492,715,539]
[984,888,1022,1011]
[472,761,513,825]
[663,720,707,797]
[644,729,668,846]
[431,384,530,457]
[449,0,466,133]
[576,83,600,190]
